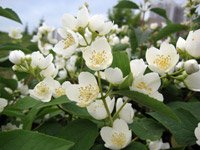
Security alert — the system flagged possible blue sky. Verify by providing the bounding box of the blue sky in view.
[0,0,193,32]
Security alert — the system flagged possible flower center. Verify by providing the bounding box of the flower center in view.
[63,33,75,49]
[78,84,99,107]
[153,55,171,70]
[136,81,152,93]
[90,51,106,66]
[55,87,65,97]
[111,132,126,148]
[36,83,50,96]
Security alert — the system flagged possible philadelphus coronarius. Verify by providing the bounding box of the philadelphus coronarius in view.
[0,98,8,113]
[62,5,89,31]
[194,123,200,146]
[83,37,113,71]
[87,95,115,120]
[65,72,99,107]
[104,67,124,85]
[53,29,78,58]
[116,98,135,124]
[146,42,179,75]
[89,15,113,35]
[100,119,132,150]
[177,29,200,58]
[9,50,25,65]
[29,77,58,102]
[130,59,147,78]
[8,28,23,39]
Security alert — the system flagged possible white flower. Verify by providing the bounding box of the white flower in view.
[87,96,115,120]
[83,37,113,71]
[130,72,163,101]
[121,36,129,44]
[0,98,8,113]
[52,81,68,98]
[184,69,200,92]
[18,81,29,95]
[40,63,58,78]
[176,37,186,51]
[185,29,200,58]
[31,51,53,69]
[100,119,132,150]
[89,15,113,35]
[29,77,56,102]
[150,23,159,30]
[1,123,22,131]
[65,72,99,107]
[8,28,23,39]
[104,68,124,85]
[148,139,170,150]
[116,98,135,124]
[130,59,147,78]
[9,50,25,65]
[66,55,78,72]
[58,69,67,80]
[146,42,179,75]
[194,122,200,146]
[62,5,89,31]
[53,29,78,58]
[184,59,199,75]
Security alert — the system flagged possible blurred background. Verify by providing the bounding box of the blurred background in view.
[1,0,199,32]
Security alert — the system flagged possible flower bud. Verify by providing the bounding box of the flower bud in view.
[9,50,25,64]
[176,37,186,51]
[184,59,199,74]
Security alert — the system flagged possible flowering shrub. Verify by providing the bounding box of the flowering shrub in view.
[0,0,200,150]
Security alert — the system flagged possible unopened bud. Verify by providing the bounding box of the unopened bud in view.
[9,50,25,64]
[184,59,199,74]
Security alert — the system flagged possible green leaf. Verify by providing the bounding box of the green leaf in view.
[0,130,74,150]
[125,142,148,150]
[23,96,69,130]
[0,76,17,90]
[0,43,30,53]
[129,29,138,52]
[0,7,22,24]
[115,0,139,9]
[150,108,198,146]
[111,51,130,76]
[119,73,133,89]
[112,43,129,51]
[116,90,179,121]
[58,119,99,150]
[193,16,200,23]
[150,8,170,22]
[151,24,188,42]
[130,118,165,140]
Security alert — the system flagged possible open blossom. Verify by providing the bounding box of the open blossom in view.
[53,29,78,58]
[9,50,25,65]
[31,51,53,69]
[130,59,147,78]
[130,72,163,101]
[89,15,113,35]
[194,122,200,146]
[146,42,179,75]
[100,119,132,150]
[87,96,115,120]
[65,72,99,107]
[116,98,135,124]
[83,37,113,71]
[52,81,68,98]
[62,5,89,31]
[104,67,124,85]
[29,77,57,102]
[40,63,58,78]
[8,28,23,39]
[184,68,200,92]
[0,98,8,113]
[148,139,170,150]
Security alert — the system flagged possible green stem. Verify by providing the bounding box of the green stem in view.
[113,99,130,120]
[97,71,113,126]
[104,84,112,98]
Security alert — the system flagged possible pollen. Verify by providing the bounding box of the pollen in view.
[36,83,50,96]
[136,81,152,93]
[111,132,126,148]
[153,55,171,70]
[78,84,99,107]
[63,33,75,49]
[55,87,65,97]
[90,51,107,66]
